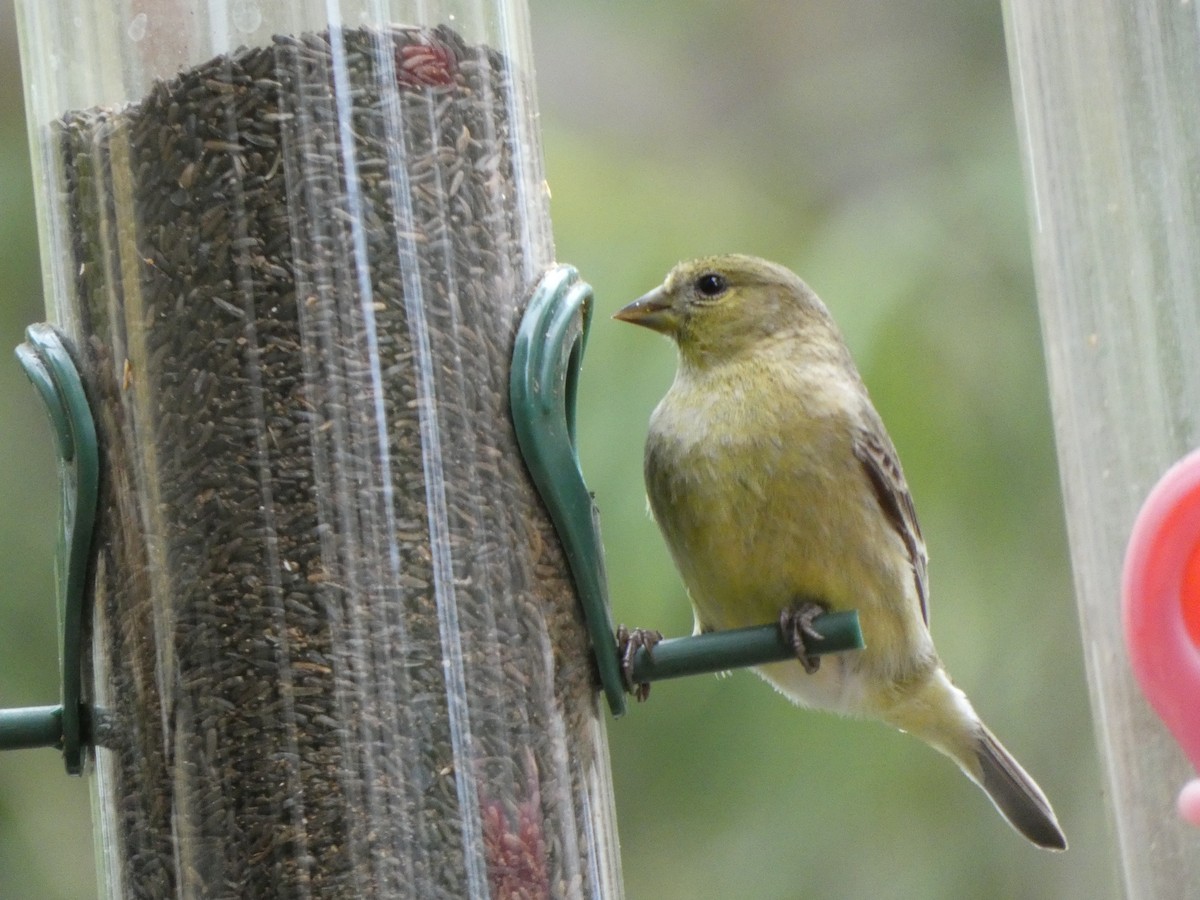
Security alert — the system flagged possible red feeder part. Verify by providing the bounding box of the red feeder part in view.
[1122,448,1200,776]
[1178,779,1200,826]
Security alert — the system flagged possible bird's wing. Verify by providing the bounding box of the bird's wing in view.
[853,423,930,625]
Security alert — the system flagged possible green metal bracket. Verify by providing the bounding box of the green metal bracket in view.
[626,613,863,684]
[510,266,864,718]
[1,324,98,774]
[511,265,629,716]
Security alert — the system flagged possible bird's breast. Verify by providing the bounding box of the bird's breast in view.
[646,384,868,622]
[643,365,926,678]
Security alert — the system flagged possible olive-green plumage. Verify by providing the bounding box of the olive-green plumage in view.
[615,254,1065,850]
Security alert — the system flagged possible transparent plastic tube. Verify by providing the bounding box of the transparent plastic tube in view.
[15,2,623,897]
[1003,0,1200,894]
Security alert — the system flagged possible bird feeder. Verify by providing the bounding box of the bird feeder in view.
[12,2,624,896]
[1004,0,1200,890]
[7,2,867,896]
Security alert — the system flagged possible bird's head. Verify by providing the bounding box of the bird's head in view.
[614,254,840,368]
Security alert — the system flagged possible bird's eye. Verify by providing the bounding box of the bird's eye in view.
[694,272,728,298]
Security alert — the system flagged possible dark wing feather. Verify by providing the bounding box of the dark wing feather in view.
[853,422,929,625]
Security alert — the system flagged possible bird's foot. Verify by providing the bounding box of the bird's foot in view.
[780,601,826,675]
[616,625,663,702]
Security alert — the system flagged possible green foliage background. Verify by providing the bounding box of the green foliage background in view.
[0,2,1118,897]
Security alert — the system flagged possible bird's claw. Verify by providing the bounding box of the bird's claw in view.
[617,625,663,702]
[780,602,826,674]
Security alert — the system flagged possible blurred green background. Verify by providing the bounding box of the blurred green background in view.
[0,1,1117,897]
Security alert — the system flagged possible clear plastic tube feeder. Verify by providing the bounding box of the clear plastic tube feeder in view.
[13,1,622,896]
[1004,0,1200,894]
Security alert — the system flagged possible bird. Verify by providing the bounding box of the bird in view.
[613,254,1066,850]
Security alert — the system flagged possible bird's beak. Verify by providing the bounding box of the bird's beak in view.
[613,285,678,334]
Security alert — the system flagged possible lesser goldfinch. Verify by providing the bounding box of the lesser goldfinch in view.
[615,254,1066,850]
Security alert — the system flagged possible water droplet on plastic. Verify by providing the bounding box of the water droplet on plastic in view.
[231,0,262,33]
[128,12,148,42]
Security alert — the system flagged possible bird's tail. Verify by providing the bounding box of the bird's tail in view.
[972,722,1067,850]
[880,668,1067,851]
